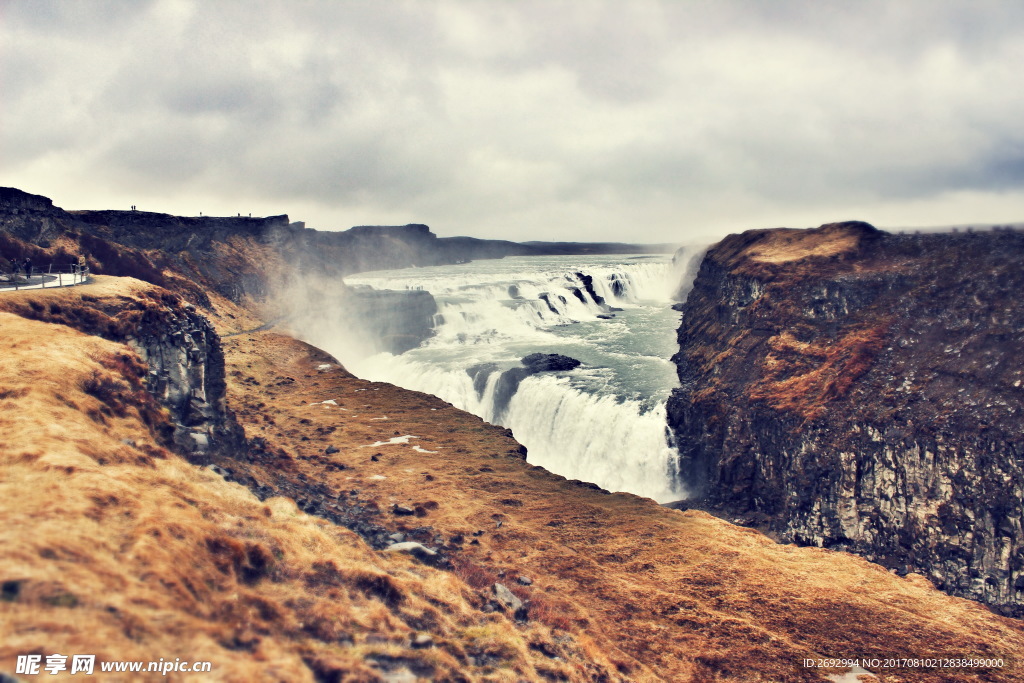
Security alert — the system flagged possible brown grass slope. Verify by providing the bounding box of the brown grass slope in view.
[1,277,1023,682]
[0,304,622,682]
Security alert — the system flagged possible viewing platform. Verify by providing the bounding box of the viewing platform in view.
[0,267,90,291]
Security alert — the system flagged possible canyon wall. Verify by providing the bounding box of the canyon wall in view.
[667,222,1024,616]
[1,186,675,355]
[2,187,674,302]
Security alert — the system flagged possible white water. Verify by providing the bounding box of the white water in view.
[318,255,690,502]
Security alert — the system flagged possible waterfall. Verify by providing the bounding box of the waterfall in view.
[317,255,688,502]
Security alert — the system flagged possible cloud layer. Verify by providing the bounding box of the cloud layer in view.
[3,0,1024,242]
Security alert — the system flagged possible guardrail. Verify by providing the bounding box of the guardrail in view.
[0,264,91,291]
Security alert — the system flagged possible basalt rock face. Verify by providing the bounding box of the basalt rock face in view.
[127,303,244,460]
[667,222,1024,616]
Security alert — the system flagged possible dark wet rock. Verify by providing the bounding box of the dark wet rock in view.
[493,354,583,417]
[522,353,582,373]
[466,362,499,398]
[492,367,532,417]
[392,504,416,516]
[517,575,533,586]
[609,276,626,297]
[575,272,606,305]
[538,292,560,315]
[325,445,339,455]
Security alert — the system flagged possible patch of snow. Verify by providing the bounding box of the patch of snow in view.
[370,416,389,421]
[369,475,388,481]
[411,446,438,454]
[362,435,417,448]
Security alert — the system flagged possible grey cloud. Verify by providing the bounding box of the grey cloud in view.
[2,0,1024,241]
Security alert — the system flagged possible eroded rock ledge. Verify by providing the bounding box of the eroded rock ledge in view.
[0,279,244,460]
[668,222,1024,616]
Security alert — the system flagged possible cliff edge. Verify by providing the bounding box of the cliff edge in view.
[667,221,1024,616]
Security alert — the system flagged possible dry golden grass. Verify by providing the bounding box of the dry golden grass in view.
[750,326,888,421]
[220,329,1024,682]
[3,279,1024,681]
[0,297,618,681]
[746,226,861,264]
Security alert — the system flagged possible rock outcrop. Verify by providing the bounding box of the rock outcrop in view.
[0,279,244,462]
[667,222,1024,616]
[126,301,242,459]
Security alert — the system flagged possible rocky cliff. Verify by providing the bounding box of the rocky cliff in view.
[1,186,675,356]
[667,221,1024,616]
[5,207,1024,680]
[1,187,674,302]
[0,278,244,461]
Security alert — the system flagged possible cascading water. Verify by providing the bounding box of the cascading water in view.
[318,254,688,502]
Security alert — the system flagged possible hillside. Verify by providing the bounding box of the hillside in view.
[667,222,1024,617]
[2,193,1024,681]
[2,279,1023,682]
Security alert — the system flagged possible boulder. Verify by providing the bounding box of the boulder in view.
[521,353,582,373]
[492,583,523,612]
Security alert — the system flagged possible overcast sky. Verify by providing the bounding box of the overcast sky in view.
[2,1,1023,242]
